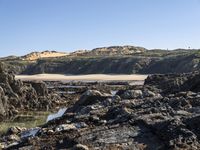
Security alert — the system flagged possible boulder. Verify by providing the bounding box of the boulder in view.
[10,79,23,94]
[6,126,24,135]
[30,81,48,96]
[152,119,199,149]
[105,106,132,123]
[118,90,143,99]
[74,90,111,108]
[143,90,156,97]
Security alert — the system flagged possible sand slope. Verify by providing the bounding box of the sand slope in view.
[22,51,69,61]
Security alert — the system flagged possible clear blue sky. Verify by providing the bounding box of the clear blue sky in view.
[0,0,200,56]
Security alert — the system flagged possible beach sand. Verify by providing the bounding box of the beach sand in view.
[16,74,148,82]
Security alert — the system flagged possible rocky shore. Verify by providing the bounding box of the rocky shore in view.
[0,63,62,121]
[1,64,200,149]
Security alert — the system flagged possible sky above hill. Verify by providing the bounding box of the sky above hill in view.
[0,0,200,56]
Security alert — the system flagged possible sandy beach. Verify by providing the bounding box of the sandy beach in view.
[16,74,148,82]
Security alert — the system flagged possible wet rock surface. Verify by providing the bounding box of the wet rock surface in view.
[2,71,200,149]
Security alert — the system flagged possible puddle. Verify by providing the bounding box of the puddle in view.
[129,81,144,85]
[57,91,76,94]
[111,90,118,96]
[67,91,76,94]
[21,127,40,139]
[58,85,85,88]
[48,85,85,89]
[46,108,67,122]
[57,91,67,94]
[0,111,50,135]
[0,108,67,136]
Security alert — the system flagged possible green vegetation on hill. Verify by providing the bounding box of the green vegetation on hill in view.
[1,47,200,75]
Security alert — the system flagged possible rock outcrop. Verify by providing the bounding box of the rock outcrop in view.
[0,63,61,121]
[0,86,7,120]
[144,71,200,94]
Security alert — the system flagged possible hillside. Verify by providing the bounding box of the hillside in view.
[1,46,200,75]
[20,46,146,59]
[84,46,146,56]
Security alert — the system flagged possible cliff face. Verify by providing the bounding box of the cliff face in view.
[17,54,200,75]
[21,57,153,75]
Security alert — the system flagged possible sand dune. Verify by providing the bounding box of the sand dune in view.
[16,74,148,82]
[22,51,69,61]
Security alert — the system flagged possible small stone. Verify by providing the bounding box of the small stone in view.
[55,124,76,132]
[0,143,5,149]
[47,129,54,135]
[72,144,89,150]
[7,134,20,141]
[74,122,88,128]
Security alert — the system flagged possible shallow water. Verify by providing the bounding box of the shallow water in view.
[0,111,51,135]
[47,85,85,89]
[111,90,118,96]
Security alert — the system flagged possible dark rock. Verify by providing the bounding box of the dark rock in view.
[6,127,23,135]
[152,119,199,149]
[73,90,111,109]
[144,73,189,94]
[143,90,156,97]
[0,87,7,120]
[181,73,200,92]
[30,81,48,97]
[105,106,132,123]
[145,72,200,94]
[184,116,200,139]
